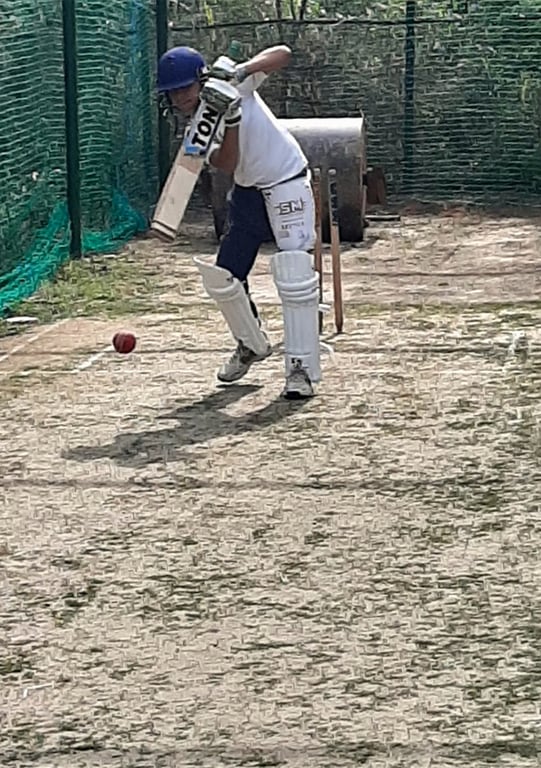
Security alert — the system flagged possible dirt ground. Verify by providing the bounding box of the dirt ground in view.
[1,210,541,767]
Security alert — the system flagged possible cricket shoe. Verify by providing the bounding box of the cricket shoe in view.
[281,359,315,400]
[217,338,273,383]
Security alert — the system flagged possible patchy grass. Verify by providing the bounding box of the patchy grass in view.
[0,249,158,338]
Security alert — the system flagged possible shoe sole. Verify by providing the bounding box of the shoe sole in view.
[217,369,250,383]
[217,349,272,383]
[282,388,314,400]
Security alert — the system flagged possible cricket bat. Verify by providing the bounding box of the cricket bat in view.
[328,168,344,334]
[312,167,324,333]
[150,79,236,241]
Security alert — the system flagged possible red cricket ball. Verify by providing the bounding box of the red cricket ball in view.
[112,331,136,354]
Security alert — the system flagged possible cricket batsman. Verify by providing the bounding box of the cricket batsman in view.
[157,44,321,399]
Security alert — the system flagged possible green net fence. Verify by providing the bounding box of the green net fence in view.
[0,0,158,316]
[171,0,541,202]
[1,0,540,315]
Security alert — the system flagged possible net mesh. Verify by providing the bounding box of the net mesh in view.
[1,0,540,315]
[171,0,541,202]
[0,0,158,316]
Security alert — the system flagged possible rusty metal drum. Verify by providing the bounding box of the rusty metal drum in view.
[204,115,367,243]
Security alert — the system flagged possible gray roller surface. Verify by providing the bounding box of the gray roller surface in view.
[205,115,367,243]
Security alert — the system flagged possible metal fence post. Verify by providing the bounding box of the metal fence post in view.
[62,0,82,258]
[156,0,170,189]
[403,0,416,194]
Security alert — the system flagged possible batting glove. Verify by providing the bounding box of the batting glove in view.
[201,78,239,113]
[209,55,237,82]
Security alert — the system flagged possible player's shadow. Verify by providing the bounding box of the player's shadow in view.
[63,384,310,469]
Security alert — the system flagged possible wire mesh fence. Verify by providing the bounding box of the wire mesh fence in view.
[1,0,540,316]
[0,0,159,316]
[170,0,541,202]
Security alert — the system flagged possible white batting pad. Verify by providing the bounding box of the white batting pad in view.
[193,257,270,356]
[262,173,316,252]
[270,250,321,383]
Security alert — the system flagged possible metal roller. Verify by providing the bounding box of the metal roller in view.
[204,115,368,243]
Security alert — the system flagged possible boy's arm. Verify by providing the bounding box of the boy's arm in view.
[208,126,239,175]
[210,45,292,92]
[236,44,292,81]
[206,90,242,175]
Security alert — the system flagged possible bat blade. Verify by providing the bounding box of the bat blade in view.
[151,97,226,241]
[327,168,344,334]
[150,154,204,240]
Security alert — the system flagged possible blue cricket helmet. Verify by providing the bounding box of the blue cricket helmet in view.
[157,46,207,92]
